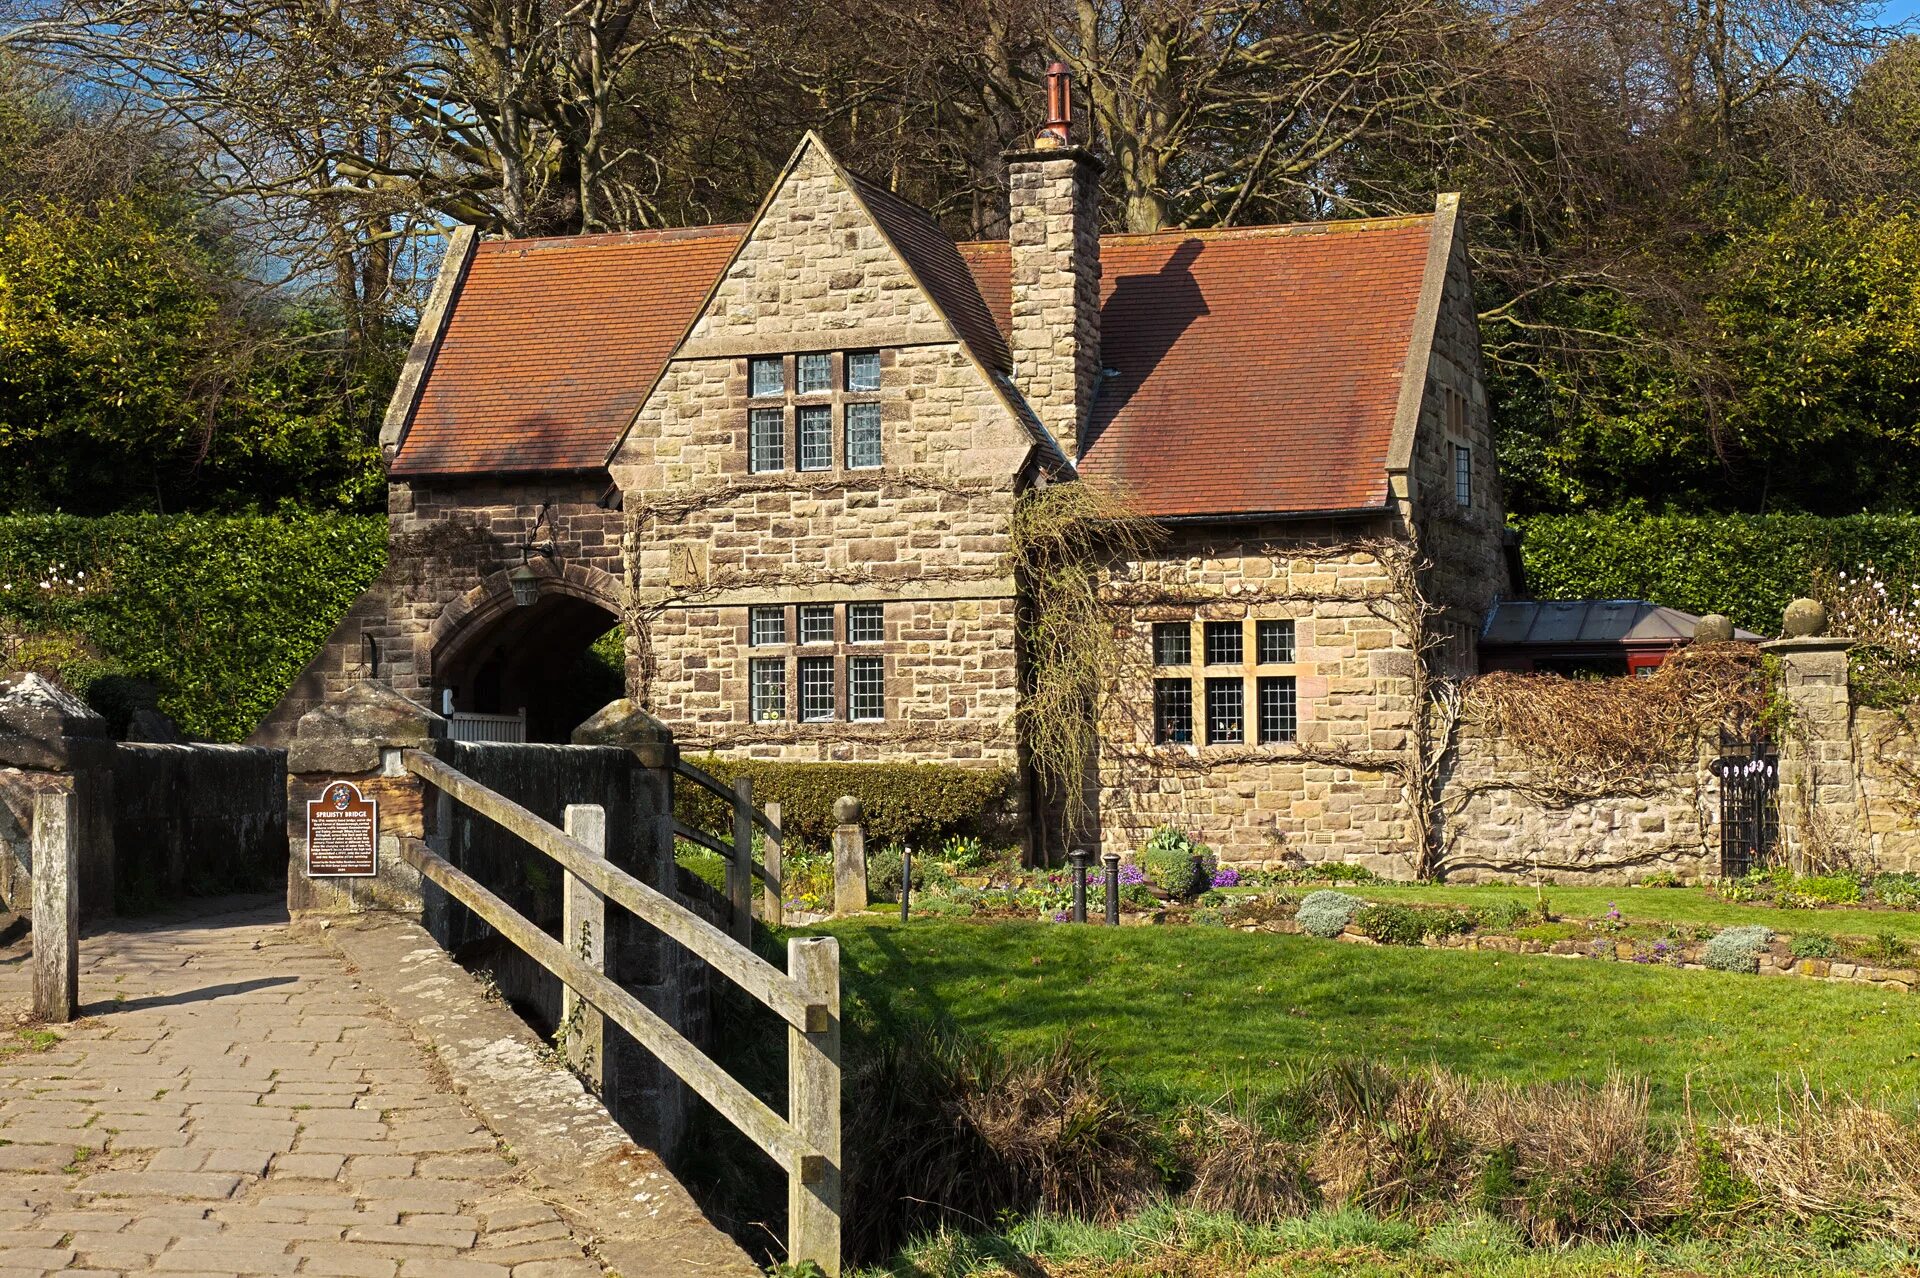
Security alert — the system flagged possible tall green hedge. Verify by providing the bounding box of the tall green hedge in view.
[1516,513,1920,636]
[0,514,386,741]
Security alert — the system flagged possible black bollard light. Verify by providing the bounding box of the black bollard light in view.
[1102,851,1121,925]
[900,847,912,922]
[1069,849,1090,923]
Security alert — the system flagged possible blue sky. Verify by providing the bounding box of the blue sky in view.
[1884,0,1920,25]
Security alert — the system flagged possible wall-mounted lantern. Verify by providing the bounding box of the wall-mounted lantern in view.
[510,500,559,607]
[508,561,541,607]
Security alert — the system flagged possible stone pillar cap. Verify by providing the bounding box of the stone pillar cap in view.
[0,672,109,769]
[1760,635,1855,654]
[572,698,672,746]
[293,680,445,744]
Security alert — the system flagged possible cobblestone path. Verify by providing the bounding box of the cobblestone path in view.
[0,899,612,1277]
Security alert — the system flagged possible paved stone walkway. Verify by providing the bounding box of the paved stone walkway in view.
[0,899,612,1277]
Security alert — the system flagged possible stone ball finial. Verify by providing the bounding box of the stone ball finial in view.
[833,795,862,826]
[1694,613,1735,644]
[1783,597,1828,638]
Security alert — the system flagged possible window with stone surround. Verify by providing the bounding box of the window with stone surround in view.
[1154,679,1193,744]
[1454,442,1472,508]
[848,602,884,643]
[749,408,784,472]
[1153,622,1190,666]
[1258,676,1297,743]
[750,657,785,721]
[799,604,834,644]
[750,357,785,399]
[799,656,835,721]
[845,403,882,469]
[797,353,832,395]
[798,405,832,471]
[1257,619,1295,664]
[749,605,786,646]
[849,655,884,720]
[846,351,881,392]
[1204,621,1242,666]
[1205,678,1244,744]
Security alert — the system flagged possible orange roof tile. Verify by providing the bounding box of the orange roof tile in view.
[391,210,1440,520]
[961,217,1435,517]
[390,226,744,478]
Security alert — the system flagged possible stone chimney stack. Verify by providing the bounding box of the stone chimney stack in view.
[1006,62,1103,463]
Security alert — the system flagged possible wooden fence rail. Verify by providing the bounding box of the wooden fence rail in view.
[399,749,840,1273]
[671,758,784,935]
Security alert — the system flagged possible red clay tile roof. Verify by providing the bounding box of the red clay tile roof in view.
[390,226,744,477]
[961,216,1436,517]
[391,208,1440,519]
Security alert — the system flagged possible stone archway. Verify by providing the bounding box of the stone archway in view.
[427,560,626,743]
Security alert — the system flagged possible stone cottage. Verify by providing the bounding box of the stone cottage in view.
[257,67,1508,867]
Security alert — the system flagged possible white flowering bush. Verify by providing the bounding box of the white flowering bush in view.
[1296,889,1366,938]
[1703,924,1774,973]
[1817,565,1920,706]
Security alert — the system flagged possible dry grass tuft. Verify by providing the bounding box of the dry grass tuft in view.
[1720,1087,1920,1239]
[1179,1105,1316,1222]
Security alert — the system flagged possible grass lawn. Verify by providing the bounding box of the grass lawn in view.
[818,916,1920,1115]
[1342,881,1920,943]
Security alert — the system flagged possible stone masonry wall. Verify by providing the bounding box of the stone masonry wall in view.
[1436,723,1716,883]
[1851,704,1920,873]
[252,476,623,744]
[611,139,1034,771]
[1007,149,1101,461]
[1096,521,1417,873]
[1408,229,1510,648]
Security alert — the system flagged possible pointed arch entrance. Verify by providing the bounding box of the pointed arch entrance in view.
[427,561,626,743]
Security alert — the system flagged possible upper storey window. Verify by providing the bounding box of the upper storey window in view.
[846,351,881,393]
[743,351,883,473]
[797,353,832,395]
[750,357,785,399]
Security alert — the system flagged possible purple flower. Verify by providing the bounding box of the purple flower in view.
[1606,903,1622,921]
[1119,864,1147,886]
[1052,910,1069,923]
[1211,867,1241,888]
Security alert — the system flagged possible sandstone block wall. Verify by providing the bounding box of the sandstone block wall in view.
[1096,524,1416,871]
[612,140,1035,775]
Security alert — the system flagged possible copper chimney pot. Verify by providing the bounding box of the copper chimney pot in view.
[1035,61,1072,148]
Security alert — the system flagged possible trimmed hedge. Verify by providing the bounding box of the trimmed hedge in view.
[1517,513,1920,636]
[678,755,1019,852]
[0,514,386,741]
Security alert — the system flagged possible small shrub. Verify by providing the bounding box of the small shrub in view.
[1311,863,1382,884]
[679,756,1017,852]
[1354,903,1474,946]
[1296,890,1365,939]
[867,844,929,903]
[1789,932,1840,959]
[1864,931,1913,965]
[1784,872,1864,907]
[1471,900,1531,933]
[1703,925,1775,973]
[1638,870,1684,888]
[1872,872,1920,909]
[1140,826,1205,898]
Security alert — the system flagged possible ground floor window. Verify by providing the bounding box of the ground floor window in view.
[1154,679,1193,744]
[799,656,835,721]
[849,655,885,720]
[1205,678,1244,744]
[750,657,785,721]
[1258,676,1297,743]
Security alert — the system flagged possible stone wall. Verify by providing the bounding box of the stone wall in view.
[611,139,1035,773]
[1435,721,1716,883]
[253,475,624,745]
[1851,705,1920,873]
[110,744,286,906]
[1095,521,1417,872]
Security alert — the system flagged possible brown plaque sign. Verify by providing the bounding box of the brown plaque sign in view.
[307,780,378,877]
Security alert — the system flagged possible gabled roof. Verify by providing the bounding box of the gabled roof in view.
[1482,600,1763,648]
[960,217,1438,517]
[390,225,743,478]
[387,189,1450,518]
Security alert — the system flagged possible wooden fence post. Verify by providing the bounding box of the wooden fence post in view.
[831,796,867,917]
[562,804,607,1092]
[763,801,784,927]
[730,776,754,944]
[31,788,78,1023]
[787,935,841,1276]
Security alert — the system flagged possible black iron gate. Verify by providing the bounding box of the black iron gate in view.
[1713,737,1778,878]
